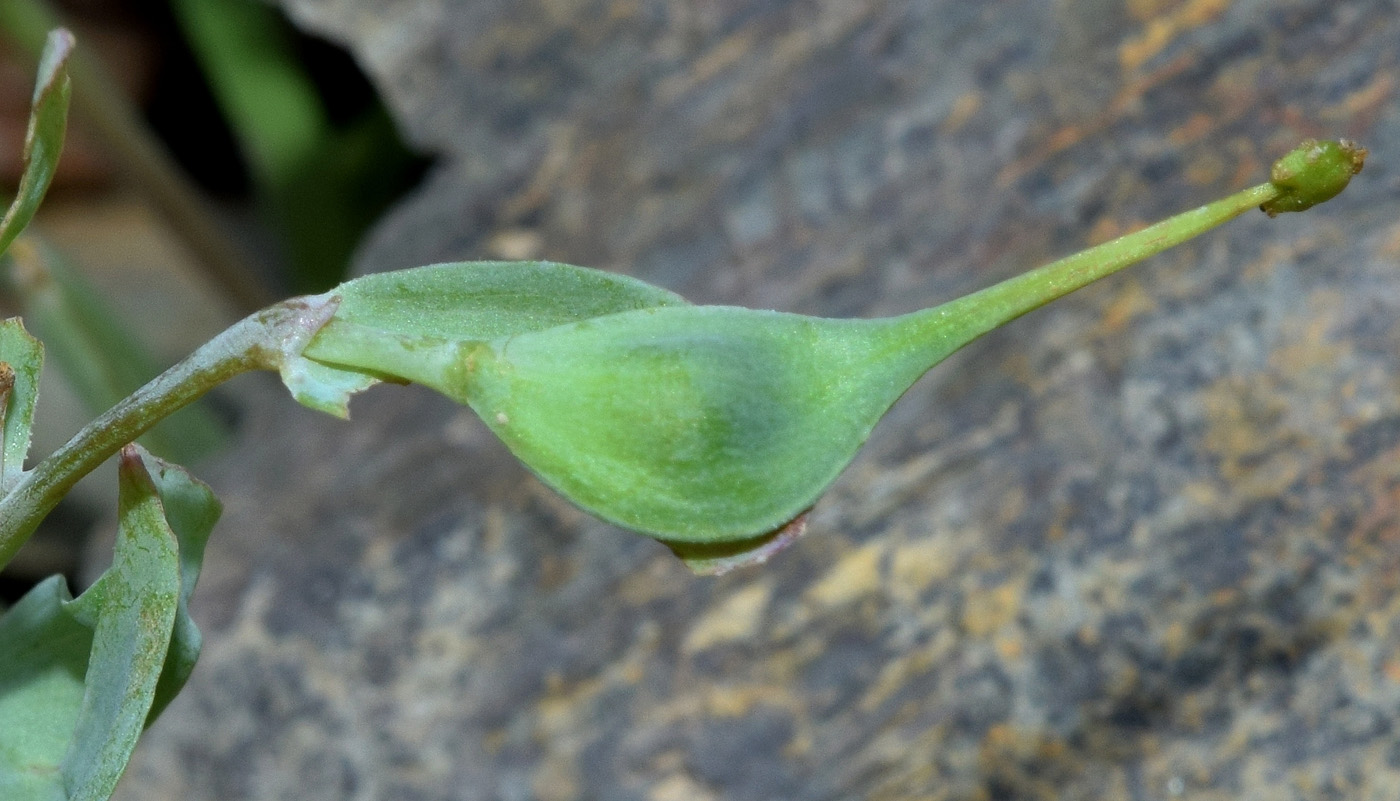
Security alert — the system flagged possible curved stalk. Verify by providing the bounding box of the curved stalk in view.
[0,294,338,568]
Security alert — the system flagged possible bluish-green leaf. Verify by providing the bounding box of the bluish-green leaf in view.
[458,307,917,542]
[136,450,220,722]
[0,446,217,800]
[58,447,180,800]
[0,576,87,801]
[0,29,72,259]
[302,144,1362,571]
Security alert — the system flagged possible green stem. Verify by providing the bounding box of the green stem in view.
[889,182,1278,366]
[0,295,336,569]
[877,137,1363,380]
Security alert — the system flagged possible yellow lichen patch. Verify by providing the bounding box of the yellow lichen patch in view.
[616,559,678,606]
[1238,242,1294,283]
[960,579,1025,638]
[1097,279,1158,335]
[890,537,956,599]
[804,542,886,607]
[1184,148,1226,186]
[1162,619,1190,659]
[942,91,982,134]
[1267,289,1349,379]
[995,633,1024,660]
[1178,0,1232,25]
[1120,18,1175,74]
[1181,479,1222,509]
[649,774,718,801]
[1385,659,1400,685]
[1127,0,1172,21]
[1320,71,1394,121]
[531,755,583,801]
[700,682,799,719]
[657,29,755,102]
[536,676,605,738]
[1168,112,1218,146]
[1199,376,1297,477]
[979,723,1070,780]
[1119,0,1232,73]
[682,579,774,653]
[1086,215,1127,246]
[995,486,1027,528]
[607,0,638,20]
[702,684,762,718]
[1375,219,1400,259]
[860,649,937,712]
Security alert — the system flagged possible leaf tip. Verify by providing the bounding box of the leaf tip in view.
[34,29,76,104]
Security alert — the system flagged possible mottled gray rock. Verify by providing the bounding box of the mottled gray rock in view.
[115,1,1400,799]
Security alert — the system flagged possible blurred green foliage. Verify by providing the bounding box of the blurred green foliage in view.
[169,0,426,291]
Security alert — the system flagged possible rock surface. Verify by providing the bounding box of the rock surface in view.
[115,1,1400,799]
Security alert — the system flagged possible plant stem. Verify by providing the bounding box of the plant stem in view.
[890,182,1279,365]
[897,137,1365,361]
[0,297,332,569]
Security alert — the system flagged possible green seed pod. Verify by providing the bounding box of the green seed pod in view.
[462,307,928,542]
[303,140,1363,571]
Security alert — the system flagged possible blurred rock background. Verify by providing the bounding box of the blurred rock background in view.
[6,0,1400,799]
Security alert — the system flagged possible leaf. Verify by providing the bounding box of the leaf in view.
[0,29,73,259]
[0,446,219,800]
[136,450,221,722]
[0,317,44,490]
[0,576,88,801]
[57,447,181,800]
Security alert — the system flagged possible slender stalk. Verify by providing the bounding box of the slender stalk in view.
[900,137,1366,361]
[888,183,1279,365]
[0,295,334,568]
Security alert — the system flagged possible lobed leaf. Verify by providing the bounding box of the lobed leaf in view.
[0,576,88,801]
[58,448,181,800]
[136,450,221,722]
[0,446,219,800]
